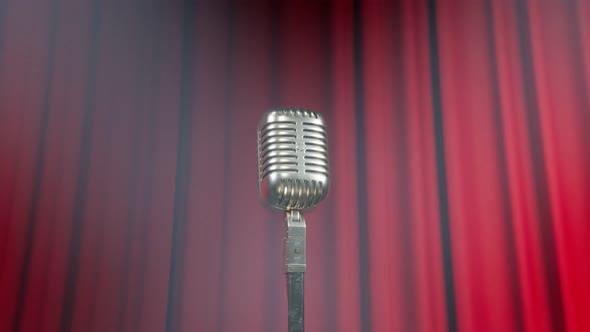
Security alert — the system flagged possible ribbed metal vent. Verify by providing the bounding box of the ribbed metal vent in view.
[276,179,325,210]
[257,108,329,210]
[259,120,298,179]
[301,121,328,176]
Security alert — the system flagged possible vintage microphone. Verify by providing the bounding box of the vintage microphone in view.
[257,108,330,332]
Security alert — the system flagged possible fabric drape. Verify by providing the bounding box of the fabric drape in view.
[0,0,588,331]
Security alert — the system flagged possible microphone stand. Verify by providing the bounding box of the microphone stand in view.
[284,211,306,332]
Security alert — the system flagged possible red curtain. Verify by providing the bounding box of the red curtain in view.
[0,0,589,331]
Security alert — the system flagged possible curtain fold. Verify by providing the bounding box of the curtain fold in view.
[0,0,588,331]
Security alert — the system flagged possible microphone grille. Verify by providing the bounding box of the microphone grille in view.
[257,108,329,211]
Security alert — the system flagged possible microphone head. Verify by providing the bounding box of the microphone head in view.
[257,108,329,211]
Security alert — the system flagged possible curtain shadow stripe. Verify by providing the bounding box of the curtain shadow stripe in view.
[514,1,566,330]
[483,1,525,330]
[263,1,284,330]
[166,0,197,332]
[390,1,418,328]
[0,0,7,70]
[425,0,458,331]
[12,0,61,330]
[215,0,235,330]
[131,0,162,327]
[321,2,337,330]
[164,1,197,331]
[115,2,151,329]
[352,0,371,331]
[564,0,590,152]
[270,0,283,105]
[58,0,103,331]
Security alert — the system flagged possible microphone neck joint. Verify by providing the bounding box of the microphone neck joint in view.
[284,211,306,273]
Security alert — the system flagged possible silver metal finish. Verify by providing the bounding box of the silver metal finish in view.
[257,108,329,211]
[284,211,306,272]
[257,108,330,332]
[287,272,304,332]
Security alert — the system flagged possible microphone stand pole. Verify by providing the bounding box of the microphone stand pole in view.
[284,210,306,332]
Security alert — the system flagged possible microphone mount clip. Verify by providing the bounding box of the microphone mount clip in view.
[284,211,306,273]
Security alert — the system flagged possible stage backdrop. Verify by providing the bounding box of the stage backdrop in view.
[0,0,589,331]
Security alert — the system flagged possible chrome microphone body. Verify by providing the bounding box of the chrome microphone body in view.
[257,108,329,211]
[257,108,330,332]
